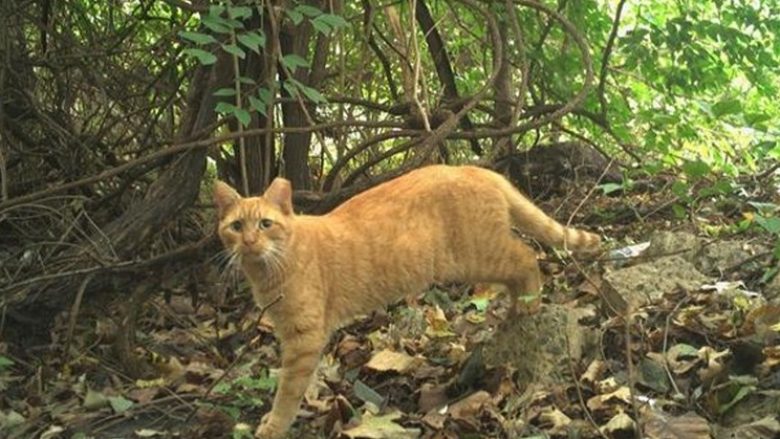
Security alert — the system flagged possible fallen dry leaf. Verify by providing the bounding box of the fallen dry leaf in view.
[581,359,607,385]
[644,410,711,439]
[364,349,420,374]
[537,407,572,436]
[418,382,448,413]
[715,415,780,439]
[601,411,636,436]
[586,386,631,412]
[343,410,420,439]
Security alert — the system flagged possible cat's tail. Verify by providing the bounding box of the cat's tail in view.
[492,172,601,252]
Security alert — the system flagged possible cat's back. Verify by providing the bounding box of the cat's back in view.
[328,165,498,218]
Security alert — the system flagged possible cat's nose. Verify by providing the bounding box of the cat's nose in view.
[242,233,258,245]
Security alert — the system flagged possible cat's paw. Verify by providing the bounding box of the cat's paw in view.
[254,417,285,439]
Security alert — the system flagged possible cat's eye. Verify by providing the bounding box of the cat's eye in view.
[259,218,273,229]
[229,220,242,231]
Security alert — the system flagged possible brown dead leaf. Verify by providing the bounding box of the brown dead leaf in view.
[425,306,454,338]
[666,343,702,374]
[644,410,711,439]
[586,386,631,412]
[418,383,448,413]
[759,345,780,375]
[342,410,420,438]
[601,411,636,436]
[581,359,607,385]
[448,390,492,428]
[537,407,572,436]
[741,304,780,341]
[595,376,620,394]
[697,347,730,384]
[715,415,780,439]
[337,335,371,369]
[364,349,420,374]
[421,410,447,430]
[128,387,160,405]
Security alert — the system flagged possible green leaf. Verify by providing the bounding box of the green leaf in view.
[182,48,217,65]
[311,19,331,35]
[239,76,256,85]
[215,102,238,114]
[598,182,624,195]
[295,4,322,17]
[214,88,237,97]
[178,31,216,45]
[682,159,711,179]
[299,85,327,103]
[316,13,348,29]
[202,15,232,33]
[258,87,272,103]
[213,381,232,394]
[228,5,253,19]
[745,112,771,125]
[353,379,386,408]
[237,32,265,54]
[108,396,134,414]
[0,355,14,369]
[235,108,251,127]
[208,4,225,16]
[249,96,267,116]
[672,203,687,219]
[756,215,780,235]
[221,43,246,59]
[282,81,299,97]
[281,54,309,72]
[712,98,742,117]
[718,384,754,414]
[469,297,489,312]
[286,9,304,25]
[83,388,109,410]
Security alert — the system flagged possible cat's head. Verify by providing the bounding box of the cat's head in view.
[213,178,293,263]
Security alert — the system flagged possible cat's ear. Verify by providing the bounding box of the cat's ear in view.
[264,177,293,215]
[213,181,241,217]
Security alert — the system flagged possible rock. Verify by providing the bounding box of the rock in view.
[494,142,622,200]
[602,256,712,314]
[483,304,597,388]
[695,240,769,275]
[644,231,702,263]
[764,269,780,304]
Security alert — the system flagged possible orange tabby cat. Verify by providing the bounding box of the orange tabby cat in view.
[213,165,600,438]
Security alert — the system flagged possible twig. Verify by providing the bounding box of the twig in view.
[662,295,690,398]
[623,313,642,438]
[0,234,216,299]
[184,293,284,423]
[565,331,609,439]
[64,273,95,360]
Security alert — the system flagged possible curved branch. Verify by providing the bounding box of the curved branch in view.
[598,0,627,118]
[415,0,482,155]
[362,0,400,102]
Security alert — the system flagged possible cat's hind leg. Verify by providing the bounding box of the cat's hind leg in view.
[478,238,543,317]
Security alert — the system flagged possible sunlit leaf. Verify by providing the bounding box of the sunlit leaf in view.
[281,54,309,72]
[182,48,217,65]
[221,43,246,59]
[178,31,216,45]
[213,88,236,97]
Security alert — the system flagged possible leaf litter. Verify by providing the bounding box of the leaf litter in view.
[1,192,779,438]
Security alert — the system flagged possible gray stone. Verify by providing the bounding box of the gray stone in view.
[602,255,712,314]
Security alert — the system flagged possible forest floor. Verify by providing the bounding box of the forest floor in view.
[1,186,779,439]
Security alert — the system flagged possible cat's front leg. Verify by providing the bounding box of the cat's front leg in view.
[255,330,326,439]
